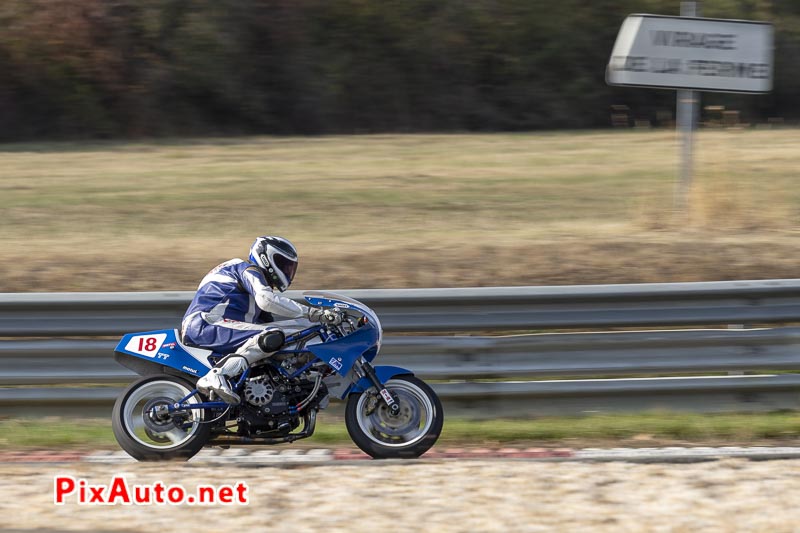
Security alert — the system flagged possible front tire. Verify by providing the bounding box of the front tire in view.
[345,375,443,459]
[112,375,211,461]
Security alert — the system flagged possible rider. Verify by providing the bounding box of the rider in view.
[181,236,341,404]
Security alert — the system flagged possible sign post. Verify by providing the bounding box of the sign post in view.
[676,1,700,211]
[606,8,773,213]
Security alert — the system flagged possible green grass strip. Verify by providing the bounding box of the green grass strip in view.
[3,412,800,449]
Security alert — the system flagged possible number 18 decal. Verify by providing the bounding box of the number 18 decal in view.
[124,333,168,358]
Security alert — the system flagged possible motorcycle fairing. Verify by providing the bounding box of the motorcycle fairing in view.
[114,329,214,379]
[346,366,414,396]
[302,292,383,375]
[303,324,378,377]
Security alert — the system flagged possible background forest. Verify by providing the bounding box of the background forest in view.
[0,0,792,140]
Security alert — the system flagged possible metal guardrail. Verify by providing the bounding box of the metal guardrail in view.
[5,374,800,418]
[3,279,800,335]
[4,327,800,384]
[2,279,800,416]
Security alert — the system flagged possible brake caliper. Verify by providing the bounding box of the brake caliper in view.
[364,393,381,416]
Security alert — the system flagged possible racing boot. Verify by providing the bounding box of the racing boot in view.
[196,329,285,404]
[196,355,247,405]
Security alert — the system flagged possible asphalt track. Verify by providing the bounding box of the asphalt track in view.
[4,445,800,464]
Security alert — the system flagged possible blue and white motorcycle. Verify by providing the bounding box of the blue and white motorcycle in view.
[112,292,443,461]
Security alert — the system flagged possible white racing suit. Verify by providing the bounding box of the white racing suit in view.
[181,258,316,403]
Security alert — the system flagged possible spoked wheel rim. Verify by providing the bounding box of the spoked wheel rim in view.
[355,379,435,448]
[122,380,202,450]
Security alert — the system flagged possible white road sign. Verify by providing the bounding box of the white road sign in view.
[607,15,773,93]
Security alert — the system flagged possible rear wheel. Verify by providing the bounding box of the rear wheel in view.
[112,375,211,461]
[345,375,443,459]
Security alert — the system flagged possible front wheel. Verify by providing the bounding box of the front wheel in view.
[345,375,443,459]
[112,375,211,461]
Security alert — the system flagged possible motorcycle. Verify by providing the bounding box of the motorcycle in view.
[111,291,443,461]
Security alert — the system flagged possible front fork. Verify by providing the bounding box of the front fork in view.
[357,360,401,416]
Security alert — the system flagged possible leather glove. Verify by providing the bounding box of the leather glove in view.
[308,307,343,325]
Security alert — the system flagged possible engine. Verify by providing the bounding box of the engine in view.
[237,372,327,436]
[243,375,291,413]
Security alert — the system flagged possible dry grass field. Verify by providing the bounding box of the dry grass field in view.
[1,129,799,292]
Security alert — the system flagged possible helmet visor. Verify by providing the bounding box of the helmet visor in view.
[273,253,298,284]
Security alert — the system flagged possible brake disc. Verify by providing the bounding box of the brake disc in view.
[370,391,421,437]
[142,397,178,433]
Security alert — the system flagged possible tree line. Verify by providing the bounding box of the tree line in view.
[0,0,795,140]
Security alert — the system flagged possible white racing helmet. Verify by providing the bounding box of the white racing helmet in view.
[249,236,299,292]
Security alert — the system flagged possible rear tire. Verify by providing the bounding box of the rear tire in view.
[112,375,211,461]
[345,375,443,459]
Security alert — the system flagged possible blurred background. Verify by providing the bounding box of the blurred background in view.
[2,0,800,462]
[1,0,799,296]
[0,0,795,138]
